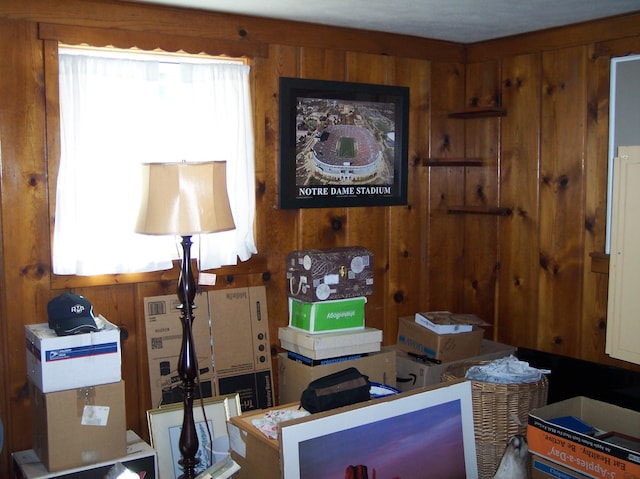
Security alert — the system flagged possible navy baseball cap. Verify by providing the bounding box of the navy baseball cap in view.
[47,293,99,336]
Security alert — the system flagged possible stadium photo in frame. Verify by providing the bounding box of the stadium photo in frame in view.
[278,77,409,209]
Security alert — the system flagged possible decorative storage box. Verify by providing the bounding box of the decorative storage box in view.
[286,246,374,302]
[288,296,366,333]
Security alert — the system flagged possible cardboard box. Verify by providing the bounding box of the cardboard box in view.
[12,430,157,479]
[208,287,274,411]
[145,287,274,412]
[144,292,215,408]
[278,326,382,360]
[527,396,640,479]
[531,455,591,479]
[25,317,121,393]
[288,296,366,333]
[286,246,374,302]
[227,403,300,479]
[395,339,516,391]
[29,380,127,472]
[278,347,396,404]
[396,316,484,362]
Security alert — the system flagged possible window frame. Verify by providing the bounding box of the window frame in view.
[41,25,267,289]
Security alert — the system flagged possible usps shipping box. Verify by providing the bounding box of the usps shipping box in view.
[396,316,484,362]
[395,339,516,391]
[29,380,127,472]
[144,293,215,408]
[278,347,396,404]
[13,430,157,479]
[25,316,121,393]
[527,396,640,479]
[208,287,274,411]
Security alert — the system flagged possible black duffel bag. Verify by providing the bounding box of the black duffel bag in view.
[300,367,371,413]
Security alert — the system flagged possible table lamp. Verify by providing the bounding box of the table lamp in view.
[136,161,235,479]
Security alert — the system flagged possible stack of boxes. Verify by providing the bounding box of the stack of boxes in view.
[278,247,396,403]
[395,312,516,392]
[18,312,156,478]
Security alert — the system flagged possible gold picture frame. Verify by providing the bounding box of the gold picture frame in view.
[147,393,241,479]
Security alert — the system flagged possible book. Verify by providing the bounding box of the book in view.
[414,311,475,334]
[287,350,367,366]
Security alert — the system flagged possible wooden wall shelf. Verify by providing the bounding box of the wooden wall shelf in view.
[422,157,486,167]
[448,107,507,119]
[447,205,512,216]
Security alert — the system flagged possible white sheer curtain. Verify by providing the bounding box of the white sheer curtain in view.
[53,49,256,275]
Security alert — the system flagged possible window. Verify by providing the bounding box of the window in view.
[53,47,256,276]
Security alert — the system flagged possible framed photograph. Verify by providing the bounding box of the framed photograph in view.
[147,393,242,479]
[278,77,409,209]
[279,381,477,479]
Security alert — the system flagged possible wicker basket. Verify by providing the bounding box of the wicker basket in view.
[442,361,548,479]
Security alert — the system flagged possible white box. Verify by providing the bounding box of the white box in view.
[12,430,157,479]
[278,326,382,360]
[25,316,121,393]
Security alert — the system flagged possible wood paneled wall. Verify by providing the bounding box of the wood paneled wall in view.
[1,0,639,475]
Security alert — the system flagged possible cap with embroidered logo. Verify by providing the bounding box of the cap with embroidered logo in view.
[47,292,99,336]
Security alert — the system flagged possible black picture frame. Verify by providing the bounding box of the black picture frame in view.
[278,77,409,209]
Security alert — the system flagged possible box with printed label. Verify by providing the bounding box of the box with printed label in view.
[288,296,366,333]
[396,316,484,362]
[527,396,640,479]
[286,246,374,302]
[12,430,156,479]
[394,339,516,391]
[144,292,215,408]
[25,317,121,393]
[145,286,274,412]
[278,347,396,404]
[29,380,127,472]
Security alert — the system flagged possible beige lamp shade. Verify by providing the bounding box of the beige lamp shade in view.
[136,161,235,236]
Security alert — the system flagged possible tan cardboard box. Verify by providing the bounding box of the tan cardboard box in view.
[29,380,127,472]
[208,287,274,411]
[144,293,215,408]
[278,347,396,404]
[227,403,300,479]
[527,396,640,479]
[144,287,274,412]
[396,316,484,362]
[395,339,516,391]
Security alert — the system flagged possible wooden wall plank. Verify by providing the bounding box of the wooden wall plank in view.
[461,61,501,327]
[537,46,587,355]
[388,56,431,340]
[426,62,466,311]
[0,19,50,472]
[343,52,394,334]
[497,53,542,348]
